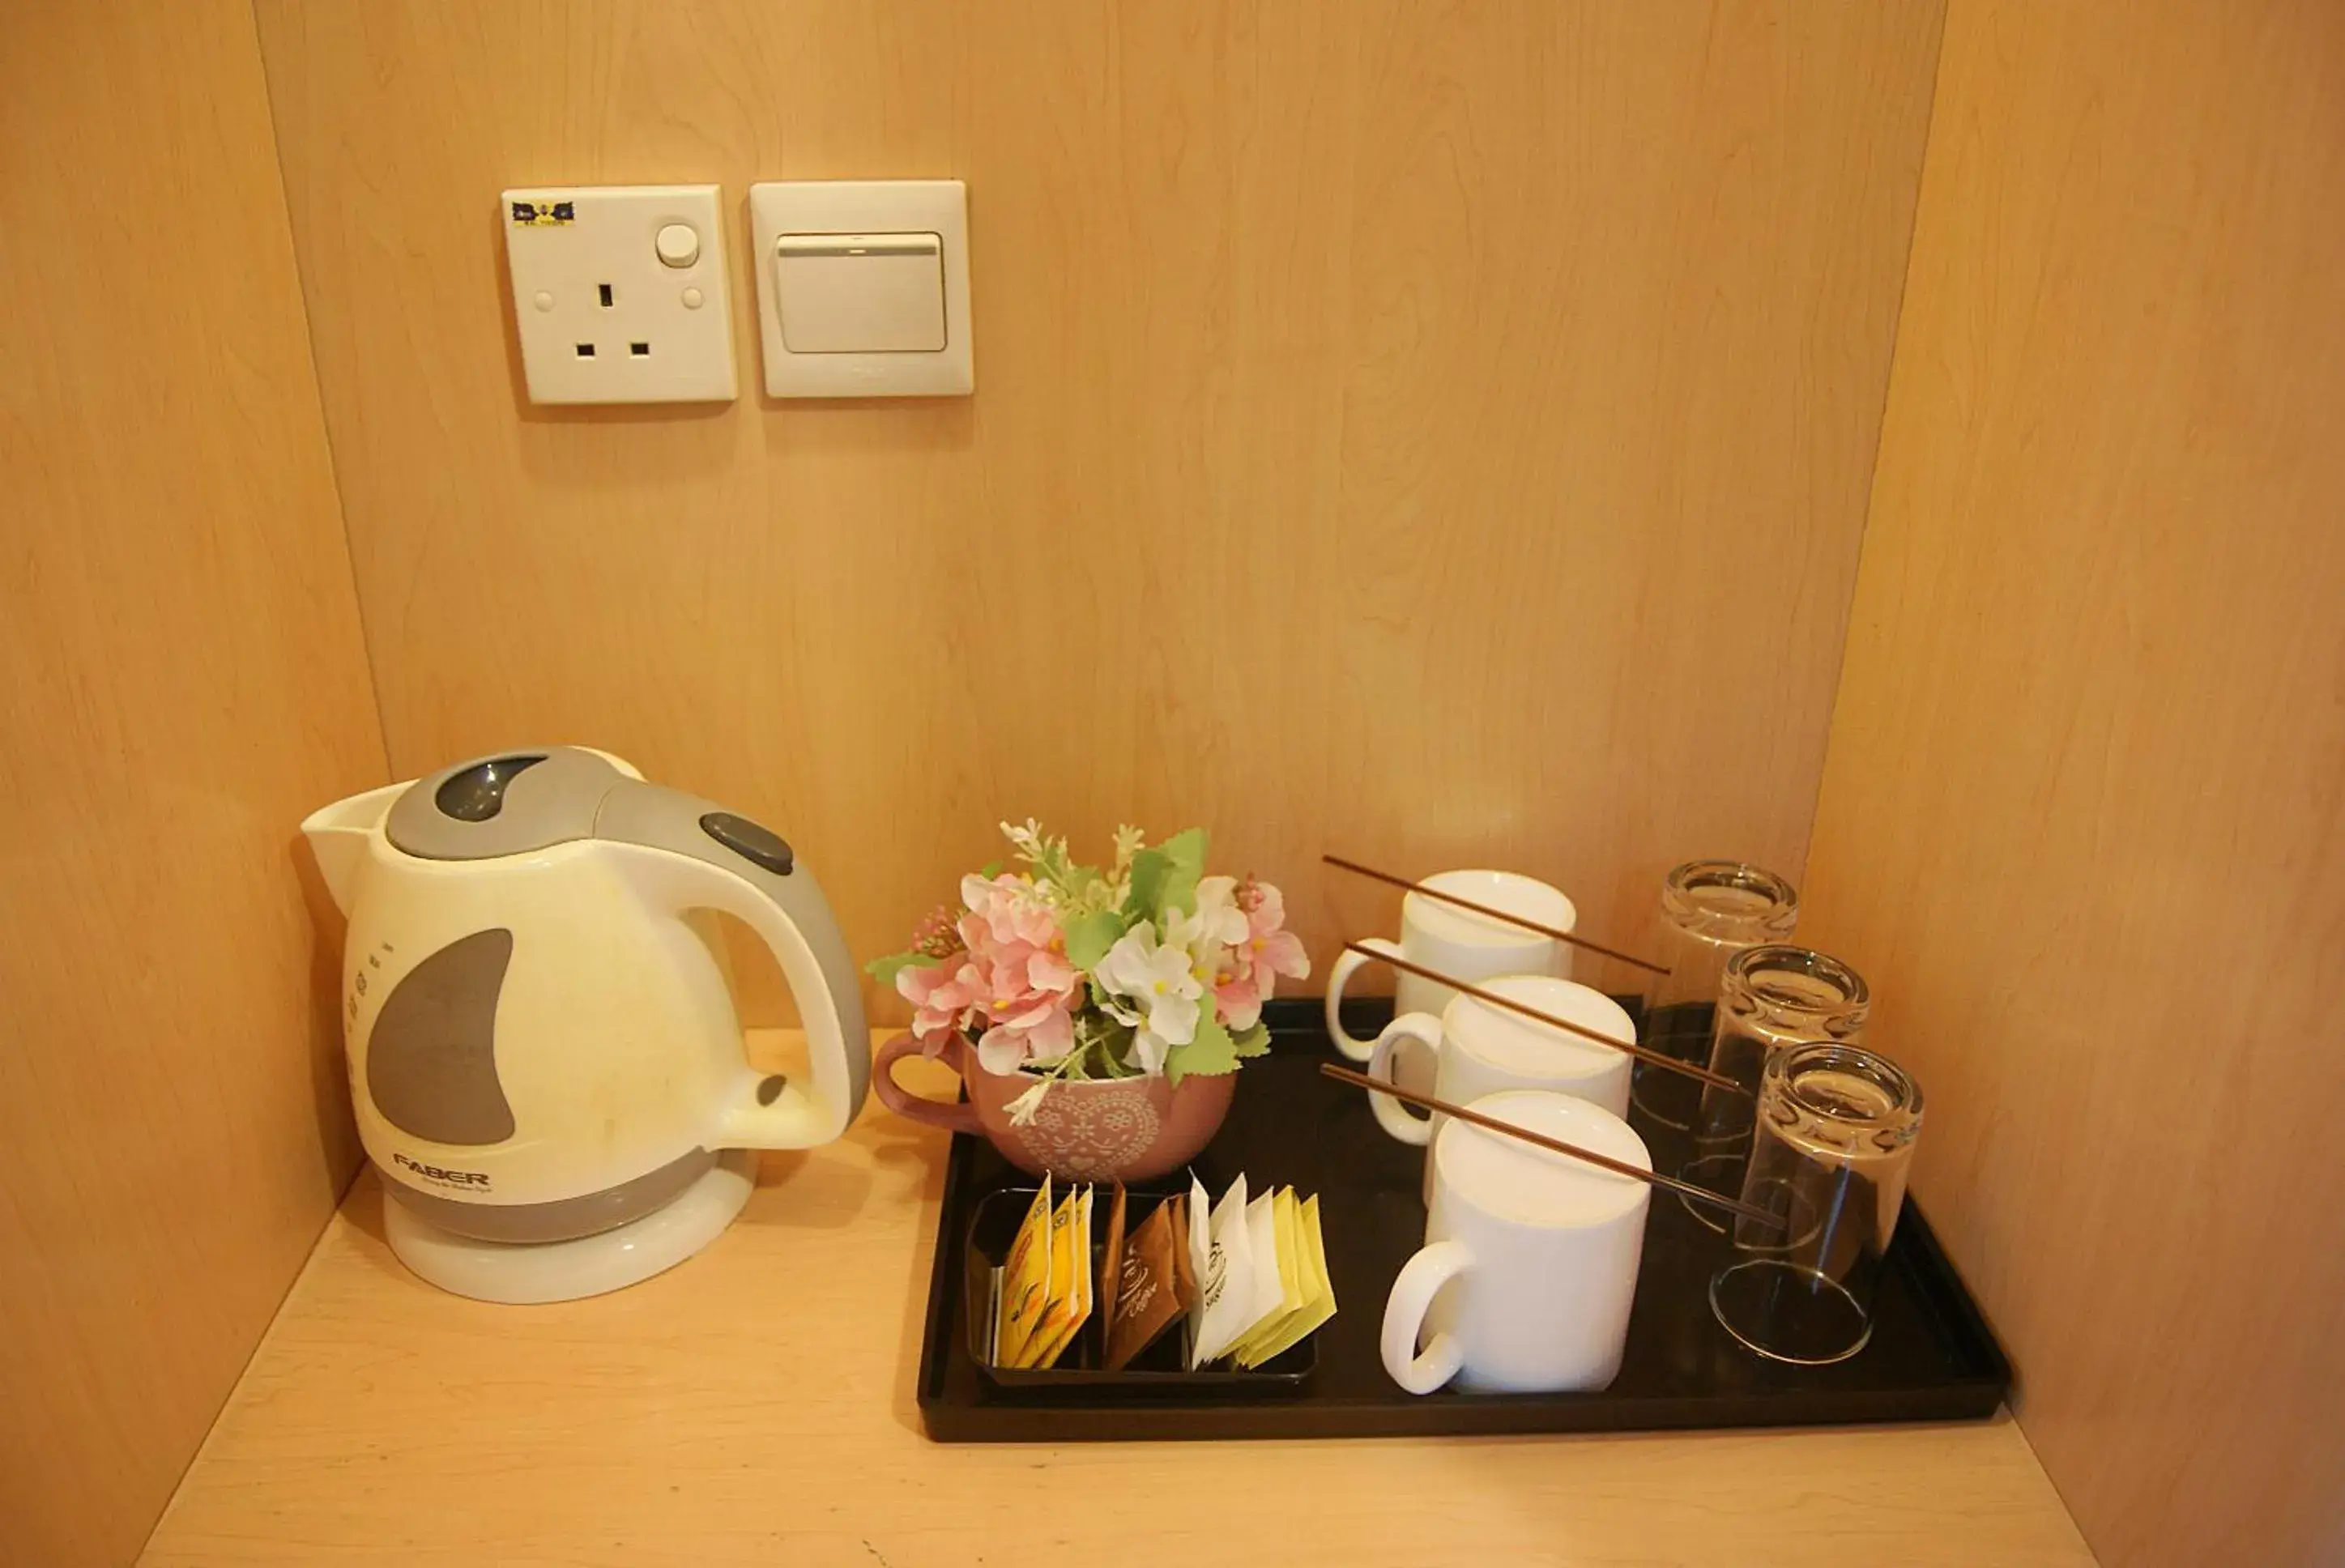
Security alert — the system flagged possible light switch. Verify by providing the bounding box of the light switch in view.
[776,233,946,353]
[749,180,973,398]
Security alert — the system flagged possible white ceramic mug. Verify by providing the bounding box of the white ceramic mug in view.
[1324,870,1576,1072]
[1366,976,1634,1201]
[1380,1089,1651,1395]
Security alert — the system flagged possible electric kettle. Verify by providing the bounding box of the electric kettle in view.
[301,746,868,1302]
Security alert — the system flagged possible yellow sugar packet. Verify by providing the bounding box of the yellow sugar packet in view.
[1236,1194,1337,1368]
[1028,1186,1095,1370]
[1271,1187,1307,1321]
[993,1176,1053,1368]
[1228,1187,1309,1365]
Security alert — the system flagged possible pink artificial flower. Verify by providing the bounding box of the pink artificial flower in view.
[1213,879,1311,1031]
[906,876,1081,1075]
[959,872,1060,950]
[897,957,983,1047]
[969,945,1081,1072]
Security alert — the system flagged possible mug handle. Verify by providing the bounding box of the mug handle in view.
[1381,1238,1473,1395]
[1323,935,1404,1061]
[872,1031,982,1136]
[1366,1012,1446,1144]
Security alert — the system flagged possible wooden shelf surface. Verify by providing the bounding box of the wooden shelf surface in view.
[144,1037,2091,1566]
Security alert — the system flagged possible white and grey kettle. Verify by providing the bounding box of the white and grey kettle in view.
[302,747,868,1302]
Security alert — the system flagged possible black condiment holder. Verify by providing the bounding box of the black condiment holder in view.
[964,1186,1316,1389]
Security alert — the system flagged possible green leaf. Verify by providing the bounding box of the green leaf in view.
[977,859,1004,880]
[1151,827,1209,919]
[1230,1021,1271,1059]
[1064,910,1128,969]
[1122,846,1168,922]
[1164,1016,1238,1087]
[865,951,943,986]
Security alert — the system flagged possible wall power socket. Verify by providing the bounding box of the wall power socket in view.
[501,184,736,404]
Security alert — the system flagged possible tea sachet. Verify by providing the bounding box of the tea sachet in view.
[994,1176,1053,1366]
[1026,1186,1094,1369]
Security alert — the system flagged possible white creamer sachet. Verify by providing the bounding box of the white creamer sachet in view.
[1188,1172,1257,1367]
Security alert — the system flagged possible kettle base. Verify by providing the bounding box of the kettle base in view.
[382,1148,757,1304]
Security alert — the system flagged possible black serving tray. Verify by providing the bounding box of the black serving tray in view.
[914,998,2010,1442]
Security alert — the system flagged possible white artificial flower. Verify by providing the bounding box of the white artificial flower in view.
[1004,1078,1052,1127]
[1095,921,1202,1072]
[1175,876,1249,958]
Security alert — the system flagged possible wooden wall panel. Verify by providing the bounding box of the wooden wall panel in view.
[1802,3,2345,1564]
[0,6,387,1564]
[255,0,1944,1015]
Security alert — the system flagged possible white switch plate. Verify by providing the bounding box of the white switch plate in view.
[749,181,973,398]
[501,184,736,404]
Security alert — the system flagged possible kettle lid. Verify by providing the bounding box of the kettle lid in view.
[384,746,629,860]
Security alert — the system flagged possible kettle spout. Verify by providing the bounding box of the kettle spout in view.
[301,781,404,914]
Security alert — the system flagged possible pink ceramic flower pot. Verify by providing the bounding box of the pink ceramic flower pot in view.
[872,1032,1234,1182]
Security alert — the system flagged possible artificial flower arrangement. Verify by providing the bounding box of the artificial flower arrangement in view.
[869,820,1310,1123]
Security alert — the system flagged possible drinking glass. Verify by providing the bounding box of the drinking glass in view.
[1631,862,1799,1131]
[1682,944,1869,1229]
[1709,1042,1922,1365]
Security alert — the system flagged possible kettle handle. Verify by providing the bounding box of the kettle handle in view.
[596,783,870,1150]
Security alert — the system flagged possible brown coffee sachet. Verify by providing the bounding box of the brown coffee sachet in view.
[1096,1182,1129,1350]
[1166,1192,1196,1309]
[1103,1191,1190,1370]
